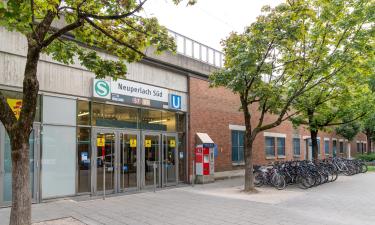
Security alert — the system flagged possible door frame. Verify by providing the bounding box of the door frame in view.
[91,128,117,195]
[161,133,179,187]
[141,131,179,189]
[91,127,141,195]
[117,130,140,192]
[141,131,161,188]
[0,122,40,206]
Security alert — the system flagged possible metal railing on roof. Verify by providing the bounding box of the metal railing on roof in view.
[168,29,224,68]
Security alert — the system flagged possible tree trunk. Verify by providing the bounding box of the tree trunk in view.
[8,45,41,225]
[368,140,372,155]
[9,134,31,225]
[310,130,319,160]
[240,94,257,192]
[244,136,255,192]
[366,131,372,155]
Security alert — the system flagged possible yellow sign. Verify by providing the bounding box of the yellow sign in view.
[170,139,176,147]
[145,139,152,148]
[130,138,137,147]
[97,137,105,147]
[7,98,22,120]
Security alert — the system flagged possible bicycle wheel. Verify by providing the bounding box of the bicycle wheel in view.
[361,164,368,173]
[271,174,286,190]
[254,171,264,187]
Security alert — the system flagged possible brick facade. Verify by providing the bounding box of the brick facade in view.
[188,76,368,176]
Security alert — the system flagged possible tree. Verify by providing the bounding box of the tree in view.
[0,1,194,224]
[336,116,362,156]
[291,76,370,159]
[287,0,374,160]
[210,0,373,192]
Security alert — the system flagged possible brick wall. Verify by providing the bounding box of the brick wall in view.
[188,76,368,176]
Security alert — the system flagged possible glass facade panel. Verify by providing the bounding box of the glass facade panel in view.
[178,133,186,182]
[325,140,330,155]
[77,128,91,193]
[42,125,76,198]
[0,90,41,121]
[43,96,76,126]
[177,114,185,133]
[96,133,115,192]
[93,103,138,128]
[3,129,35,202]
[77,101,90,126]
[265,137,275,157]
[293,138,300,155]
[120,133,137,189]
[277,137,285,156]
[141,109,163,131]
[161,111,177,132]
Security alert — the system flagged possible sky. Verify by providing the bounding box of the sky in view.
[143,0,284,51]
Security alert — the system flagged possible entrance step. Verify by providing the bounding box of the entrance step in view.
[214,169,245,181]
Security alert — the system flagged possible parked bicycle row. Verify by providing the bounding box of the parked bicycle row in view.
[253,157,368,190]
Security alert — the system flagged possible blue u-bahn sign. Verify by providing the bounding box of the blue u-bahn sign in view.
[169,94,181,110]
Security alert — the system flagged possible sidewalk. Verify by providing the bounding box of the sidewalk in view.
[1,173,374,225]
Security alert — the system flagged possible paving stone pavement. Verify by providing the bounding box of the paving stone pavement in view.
[1,173,374,225]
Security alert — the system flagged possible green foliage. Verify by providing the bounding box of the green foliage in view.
[356,153,375,162]
[336,120,361,141]
[286,0,374,135]
[0,0,194,79]
[367,165,375,171]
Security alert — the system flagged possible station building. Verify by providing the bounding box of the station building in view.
[0,27,368,206]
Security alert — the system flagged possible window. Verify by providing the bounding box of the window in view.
[77,127,91,193]
[364,143,367,153]
[333,140,337,156]
[77,101,90,125]
[265,137,275,157]
[324,140,330,155]
[231,130,244,163]
[357,142,361,153]
[293,138,301,156]
[317,139,321,156]
[339,141,344,153]
[277,137,285,156]
[93,103,138,128]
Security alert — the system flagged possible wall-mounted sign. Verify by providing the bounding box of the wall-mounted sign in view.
[170,139,176,147]
[145,139,152,148]
[93,78,185,111]
[111,79,168,102]
[93,79,111,99]
[130,139,137,147]
[169,94,181,110]
[97,137,105,147]
[7,98,22,120]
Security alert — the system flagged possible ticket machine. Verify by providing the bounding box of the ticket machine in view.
[195,133,215,184]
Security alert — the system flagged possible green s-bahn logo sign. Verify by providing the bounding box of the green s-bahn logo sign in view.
[93,79,111,99]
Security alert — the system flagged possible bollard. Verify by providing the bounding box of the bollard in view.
[153,161,157,193]
[192,159,195,187]
[103,162,106,200]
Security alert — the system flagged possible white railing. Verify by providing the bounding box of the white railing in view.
[168,29,224,68]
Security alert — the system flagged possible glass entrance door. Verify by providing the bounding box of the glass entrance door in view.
[119,132,139,191]
[143,134,160,187]
[95,132,116,193]
[162,134,178,186]
[0,123,39,206]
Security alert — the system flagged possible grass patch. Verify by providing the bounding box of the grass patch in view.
[368,166,375,172]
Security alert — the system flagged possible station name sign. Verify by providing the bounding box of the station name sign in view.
[111,79,168,102]
[93,78,182,110]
